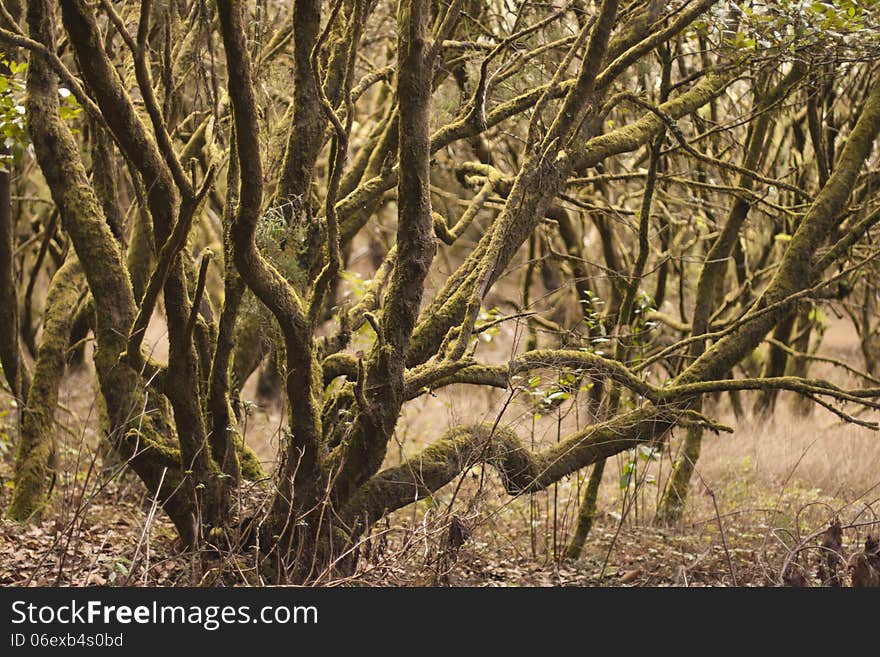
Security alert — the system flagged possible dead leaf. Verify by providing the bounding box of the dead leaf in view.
[86,572,106,586]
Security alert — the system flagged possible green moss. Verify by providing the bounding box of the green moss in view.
[564,460,605,560]
[8,256,83,521]
[238,441,265,480]
[655,423,702,525]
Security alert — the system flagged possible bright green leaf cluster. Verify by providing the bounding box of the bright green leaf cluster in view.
[0,58,81,172]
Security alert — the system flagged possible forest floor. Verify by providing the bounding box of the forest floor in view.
[1,317,878,587]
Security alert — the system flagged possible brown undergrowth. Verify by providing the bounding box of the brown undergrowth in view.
[1,379,877,586]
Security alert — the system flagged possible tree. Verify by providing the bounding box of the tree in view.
[0,0,879,582]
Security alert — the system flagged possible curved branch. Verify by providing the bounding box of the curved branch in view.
[346,408,667,525]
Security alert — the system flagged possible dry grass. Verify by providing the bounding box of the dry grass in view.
[697,408,880,500]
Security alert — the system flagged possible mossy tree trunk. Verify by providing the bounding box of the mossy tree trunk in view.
[8,255,82,520]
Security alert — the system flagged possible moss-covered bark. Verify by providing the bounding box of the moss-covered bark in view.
[752,311,796,416]
[563,460,605,560]
[344,408,663,527]
[125,207,154,303]
[8,255,82,520]
[274,0,323,223]
[229,303,268,396]
[25,0,196,544]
